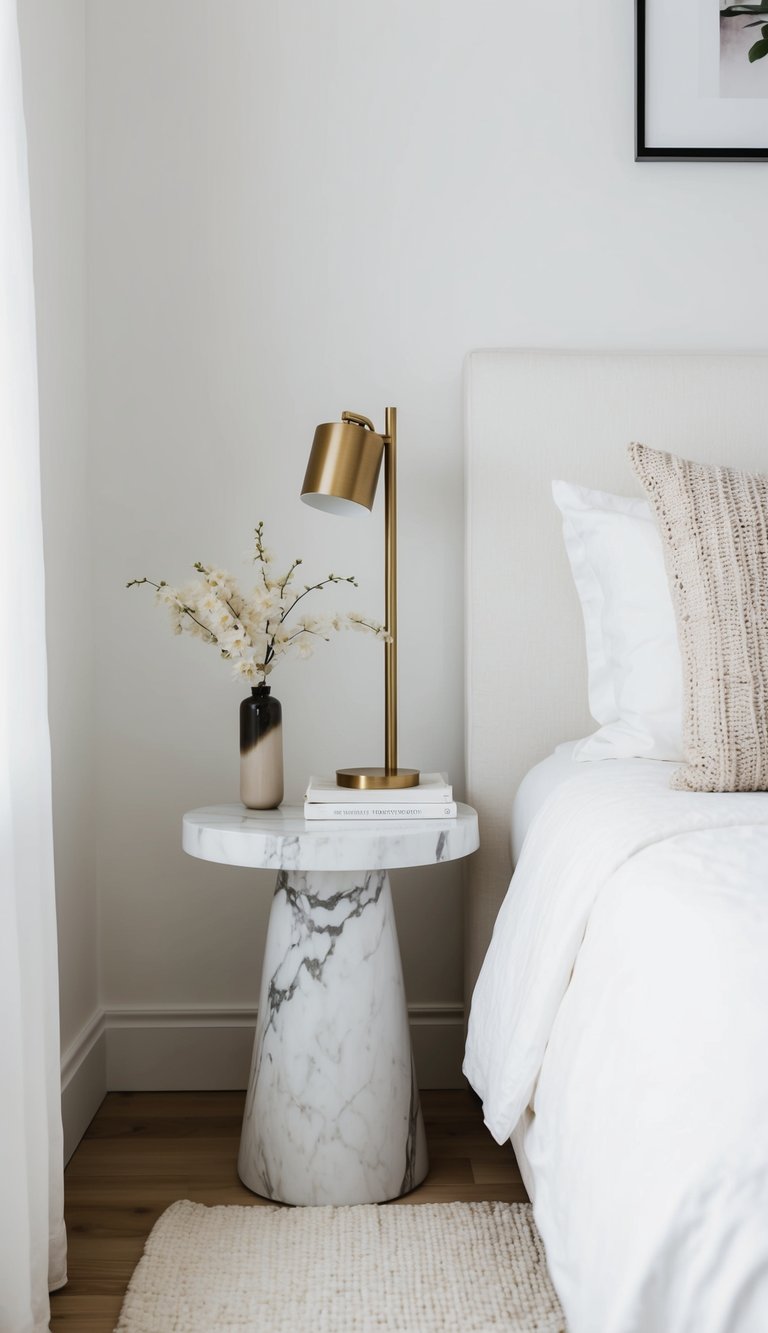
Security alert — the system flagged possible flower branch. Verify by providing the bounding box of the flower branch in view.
[128,523,389,685]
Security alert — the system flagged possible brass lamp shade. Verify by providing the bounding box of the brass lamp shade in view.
[301,420,384,515]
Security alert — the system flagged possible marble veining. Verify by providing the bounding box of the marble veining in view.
[182,803,479,872]
[400,1053,425,1195]
[238,868,428,1205]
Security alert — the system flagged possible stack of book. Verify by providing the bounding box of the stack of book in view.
[304,772,456,820]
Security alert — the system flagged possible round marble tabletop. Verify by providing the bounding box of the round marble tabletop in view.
[182,802,479,873]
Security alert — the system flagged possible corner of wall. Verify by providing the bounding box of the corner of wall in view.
[60,1009,106,1162]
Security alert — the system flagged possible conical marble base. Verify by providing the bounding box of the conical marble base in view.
[238,868,428,1205]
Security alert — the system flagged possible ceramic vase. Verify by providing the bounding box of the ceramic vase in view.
[240,684,283,809]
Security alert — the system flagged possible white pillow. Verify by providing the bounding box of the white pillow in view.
[552,479,683,761]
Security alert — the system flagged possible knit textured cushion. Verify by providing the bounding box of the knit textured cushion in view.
[628,442,768,793]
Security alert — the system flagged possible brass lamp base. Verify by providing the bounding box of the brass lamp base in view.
[336,767,420,791]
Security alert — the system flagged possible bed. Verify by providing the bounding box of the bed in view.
[462,350,768,1333]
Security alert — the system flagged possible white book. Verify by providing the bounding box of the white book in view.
[303,801,458,821]
[305,772,453,804]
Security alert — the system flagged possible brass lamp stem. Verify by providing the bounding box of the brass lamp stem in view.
[384,407,397,775]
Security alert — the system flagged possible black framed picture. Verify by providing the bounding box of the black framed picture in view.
[636,0,768,159]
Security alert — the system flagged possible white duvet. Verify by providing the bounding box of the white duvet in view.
[463,760,768,1333]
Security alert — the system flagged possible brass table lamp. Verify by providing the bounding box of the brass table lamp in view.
[301,407,419,790]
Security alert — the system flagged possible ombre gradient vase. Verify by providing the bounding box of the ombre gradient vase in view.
[240,685,283,810]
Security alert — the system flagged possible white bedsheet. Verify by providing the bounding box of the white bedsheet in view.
[510,741,584,862]
[463,759,768,1333]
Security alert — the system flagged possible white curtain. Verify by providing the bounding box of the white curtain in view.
[0,2,67,1330]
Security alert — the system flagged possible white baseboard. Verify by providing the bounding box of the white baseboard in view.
[105,1008,256,1091]
[60,1002,466,1158]
[104,1003,467,1092]
[60,1010,107,1163]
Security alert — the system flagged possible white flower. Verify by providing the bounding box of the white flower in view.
[205,567,239,602]
[155,583,179,608]
[247,585,282,620]
[298,613,329,638]
[179,580,204,606]
[218,625,250,658]
[232,656,261,683]
[346,611,371,632]
[340,611,391,641]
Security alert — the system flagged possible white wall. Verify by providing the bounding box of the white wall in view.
[18,0,104,1147]
[22,0,768,1095]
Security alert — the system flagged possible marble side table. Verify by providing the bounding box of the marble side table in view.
[182,804,479,1207]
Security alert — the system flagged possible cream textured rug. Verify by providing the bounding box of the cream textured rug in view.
[114,1199,564,1332]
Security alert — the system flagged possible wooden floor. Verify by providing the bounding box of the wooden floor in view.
[50,1087,527,1331]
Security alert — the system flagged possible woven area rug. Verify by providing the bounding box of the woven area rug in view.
[114,1199,564,1332]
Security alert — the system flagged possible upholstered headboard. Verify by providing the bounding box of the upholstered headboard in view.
[463,349,768,1001]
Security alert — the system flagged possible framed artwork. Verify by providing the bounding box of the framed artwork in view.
[636,0,768,159]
